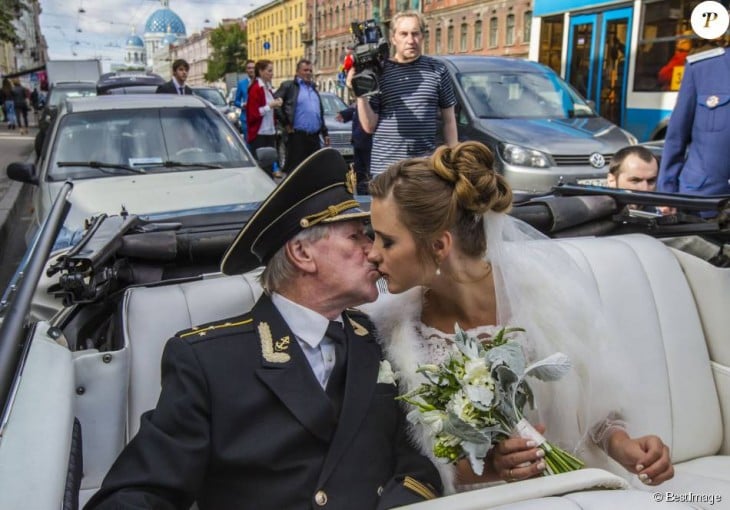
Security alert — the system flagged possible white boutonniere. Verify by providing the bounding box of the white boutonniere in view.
[377,360,397,385]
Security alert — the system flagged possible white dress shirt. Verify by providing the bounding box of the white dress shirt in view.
[172,77,185,95]
[271,292,342,389]
[256,77,276,136]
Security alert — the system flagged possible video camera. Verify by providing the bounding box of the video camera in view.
[350,19,390,97]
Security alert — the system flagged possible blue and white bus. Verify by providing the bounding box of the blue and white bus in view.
[528,0,726,142]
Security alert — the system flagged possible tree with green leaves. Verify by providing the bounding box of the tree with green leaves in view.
[0,0,27,45]
[204,23,247,82]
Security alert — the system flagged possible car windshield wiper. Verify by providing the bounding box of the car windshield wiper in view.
[56,161,146,174]
[144,160,225,170]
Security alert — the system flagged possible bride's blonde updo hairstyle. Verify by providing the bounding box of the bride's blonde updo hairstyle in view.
[369,141,512,258]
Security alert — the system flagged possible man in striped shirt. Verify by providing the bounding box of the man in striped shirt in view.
[355,11,458,176]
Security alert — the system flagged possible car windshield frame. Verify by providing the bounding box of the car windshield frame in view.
[48,106,256,181]
[458,70,595,120]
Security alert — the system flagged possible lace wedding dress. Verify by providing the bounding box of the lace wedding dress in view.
[363,213,634,494]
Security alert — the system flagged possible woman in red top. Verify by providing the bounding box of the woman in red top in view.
[246,59,283,176]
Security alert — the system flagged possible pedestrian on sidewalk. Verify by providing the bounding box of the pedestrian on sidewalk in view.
[11,79,29,135]
[1,78,17,130]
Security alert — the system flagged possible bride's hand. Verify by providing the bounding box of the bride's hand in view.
[490,424,547,482]
[607,430,674,485]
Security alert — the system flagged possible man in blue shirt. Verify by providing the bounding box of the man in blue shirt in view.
[275,59,329,173]
[234,60,256,138]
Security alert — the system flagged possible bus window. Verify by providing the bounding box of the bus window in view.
[538,15,564,74]
[634,0,720,92]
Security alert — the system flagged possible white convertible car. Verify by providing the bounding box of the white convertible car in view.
[0,185,728,509]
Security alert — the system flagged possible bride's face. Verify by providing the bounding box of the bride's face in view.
[368,196,431,293]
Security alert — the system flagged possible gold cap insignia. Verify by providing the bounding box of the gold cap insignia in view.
[706,95,719,108]
[345,167,357,195]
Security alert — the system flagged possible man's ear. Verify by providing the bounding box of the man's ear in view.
[285,238,317,274]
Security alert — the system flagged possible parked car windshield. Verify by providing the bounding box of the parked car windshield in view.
[48,86,97,107]
[459,71,595,119]
[49,107,255,180]
[192,88,227,107]
[320,93,348,116]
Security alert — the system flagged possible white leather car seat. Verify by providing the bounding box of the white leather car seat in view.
[90,233,729,509]
[122,271,263,439]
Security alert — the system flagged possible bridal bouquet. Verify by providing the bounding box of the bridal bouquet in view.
[397,325,584,476]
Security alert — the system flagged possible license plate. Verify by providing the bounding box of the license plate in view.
[577,178,608,187]
[336,147,354,156]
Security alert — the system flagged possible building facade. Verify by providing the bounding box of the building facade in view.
[312,0,374,92]
[246,0,533,95]
[246,0,307,88]
[9,0,47,75]
[420,0,532,58]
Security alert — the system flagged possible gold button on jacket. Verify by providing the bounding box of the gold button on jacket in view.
[314,489,328,506]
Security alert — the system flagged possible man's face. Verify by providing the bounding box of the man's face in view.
[246,62,255,79]
[309,221,379,306]
[607,154,658,192]
[296,63,313,82]
[173,66,188,84]
[367,196,431,294]
[391,16,423,63]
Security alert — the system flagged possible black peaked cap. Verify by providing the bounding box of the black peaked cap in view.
[221,148,368,275]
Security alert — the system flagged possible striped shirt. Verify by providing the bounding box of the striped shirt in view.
[368,56,456,175]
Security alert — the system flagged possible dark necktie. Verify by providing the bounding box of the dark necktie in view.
[325,321,347,416]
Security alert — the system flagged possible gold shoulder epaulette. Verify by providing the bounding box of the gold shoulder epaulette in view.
[687,47,725,64]
[178,317,254,339]
[402,476,438,500]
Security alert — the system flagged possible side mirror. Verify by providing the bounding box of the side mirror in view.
[7,162,39,185]
[256,147,278,169]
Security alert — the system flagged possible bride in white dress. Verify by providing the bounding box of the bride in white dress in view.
[363,141,674,495]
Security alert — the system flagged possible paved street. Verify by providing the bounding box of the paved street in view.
[0,127,36,294]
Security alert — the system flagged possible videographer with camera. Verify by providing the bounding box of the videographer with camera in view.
[350,11,458,176]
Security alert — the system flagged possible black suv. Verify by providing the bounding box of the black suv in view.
[96,71,165,95]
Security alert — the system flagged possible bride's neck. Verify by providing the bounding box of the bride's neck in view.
[420,261,497,334]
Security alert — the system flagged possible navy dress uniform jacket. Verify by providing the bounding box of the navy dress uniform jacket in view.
[658,48,730,196]
[85,294,441,510]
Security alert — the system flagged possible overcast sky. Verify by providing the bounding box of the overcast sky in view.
[40,0,266,70]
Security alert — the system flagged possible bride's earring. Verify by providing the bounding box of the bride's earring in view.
[435,266,441,276]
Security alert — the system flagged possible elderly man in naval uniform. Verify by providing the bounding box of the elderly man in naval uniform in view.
[84,148,442,510]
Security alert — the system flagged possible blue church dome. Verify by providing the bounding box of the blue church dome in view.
[144,8,186,35]
[161,33,178,46]
[125,34,145,47]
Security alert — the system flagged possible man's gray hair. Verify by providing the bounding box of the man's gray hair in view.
[260,224,332,293]
[391,10,426,33]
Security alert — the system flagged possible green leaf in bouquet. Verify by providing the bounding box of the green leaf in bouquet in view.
[513,381,535,416]
[523,352,572,381]
[463,441,491,476]
[488,326,526,347]
[453,323,482,359]
[485,343,526,379]
[464,384,495,410]
[442,413,494,443]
